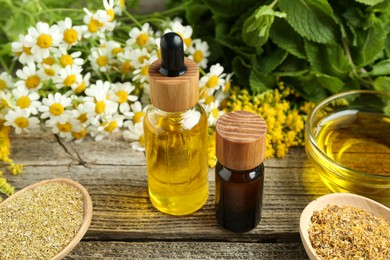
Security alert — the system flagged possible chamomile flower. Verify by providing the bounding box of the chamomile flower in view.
[123,122,145,151]
[70,102,90,128]
[132,54,158,83]
[103,40,123,57]
[188,39,210,69]
[72,127,88,143]
[57,17,84,50]
[55,64,83,89]
[214,89,230,109]
[127,23,155,47]
[165,19,193,49]
[123,101,147,125]
[24,22,62,61]
[11,34,35,65]
[108,82,138,113]
[12,87,41,115]
[57,51,84,68]
[48,116,81,142]
[0,92,13,119]
[199,63,226,95]
[222,72,233,93]
[126,48,153,69]
[89,46,113,72]
[4,108,40,134]
[140,82,151,106]
[71,72,91,94]
[39,92,73,123]
[84,80,118,118]
[117,49,135,75]
[103,0,115,22]
[39,63,61,79]
[204,100,224,127]
[198,86,210,104]
[89,114,124,141]
[0,72,14,91]
[114,0,126,15]
[15,63,44,91]
[119,58,135,75]
[83,8,115,38]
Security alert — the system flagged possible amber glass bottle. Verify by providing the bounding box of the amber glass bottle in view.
[144,32,208,216]
[215,111,267,232]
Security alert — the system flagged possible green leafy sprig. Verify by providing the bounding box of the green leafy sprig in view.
[170,0,390,101]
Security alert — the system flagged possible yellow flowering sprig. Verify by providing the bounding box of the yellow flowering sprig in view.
[225,82,314,159]
[0,122,23,200]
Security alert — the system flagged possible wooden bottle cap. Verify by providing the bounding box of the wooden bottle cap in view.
[148,58,199,112]
[216,111,267,170]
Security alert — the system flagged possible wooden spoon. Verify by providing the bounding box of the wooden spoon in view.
[299,193,390,260]
[0,178,93,260]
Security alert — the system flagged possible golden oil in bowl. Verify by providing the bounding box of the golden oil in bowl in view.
[305,90,390,204]
[316,110,390,176]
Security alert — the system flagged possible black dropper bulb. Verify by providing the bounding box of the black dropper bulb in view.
[159,32,187,77]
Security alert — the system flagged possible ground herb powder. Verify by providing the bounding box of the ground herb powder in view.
[308,204,390,259]
[0,182,84,259]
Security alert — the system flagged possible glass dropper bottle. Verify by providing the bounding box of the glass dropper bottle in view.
[144,32,209,216]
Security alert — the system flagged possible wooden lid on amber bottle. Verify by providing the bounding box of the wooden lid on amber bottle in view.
[148,32,199,112]
[216,111,267,170]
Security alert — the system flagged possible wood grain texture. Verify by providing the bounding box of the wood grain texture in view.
[2,131,331,258]
[149,59,199,112]
[216,111,267,170]
[64,241,309,259]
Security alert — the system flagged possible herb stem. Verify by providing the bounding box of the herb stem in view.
[123,9,142,27]
[105,72,112,82]
[9,58,17,75]
[269,0,279,9]
[0,56,9,73]
[36,8,85,14]
[199,67,206,76]
[138,3,188,18]
[341,37,358,78]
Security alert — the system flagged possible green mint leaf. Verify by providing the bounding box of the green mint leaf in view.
[242,4,286,48]
[276,55,308,74]
[367,59,390,76]
[242,14,273,47]
[351,18,388,66]
[184,3,210,28]
[311,72,345,93]
[298,74,329,102]
[249,67,276,93]
[354,0,385,5]
[270,18,306,59]
[304,41,351,78]
[0,43,11,56]
[258,48,288,74]
[203,0,263,20]
[386,34,390,58]
[216,25,257,58]
[373,76,390,92]
[232,56,252,88]
[278,0,339,44]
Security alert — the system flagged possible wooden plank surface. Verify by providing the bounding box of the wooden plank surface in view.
[65,241,308,259]
[3,131,332,258]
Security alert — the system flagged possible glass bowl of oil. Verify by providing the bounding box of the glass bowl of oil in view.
[305,90,390,205]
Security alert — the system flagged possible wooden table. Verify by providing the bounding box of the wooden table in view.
[4,130,337,259]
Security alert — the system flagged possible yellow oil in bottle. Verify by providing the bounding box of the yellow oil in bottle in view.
[144,104,209,215]
[315,110,390,176]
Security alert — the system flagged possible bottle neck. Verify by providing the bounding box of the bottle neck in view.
[216,161,264,174]
[150,103,201,115]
